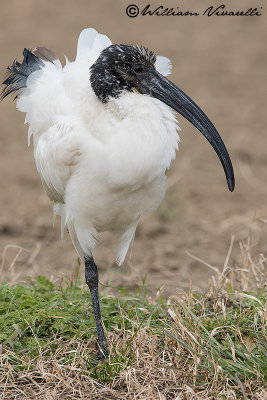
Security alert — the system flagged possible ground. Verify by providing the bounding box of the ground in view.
[0,0,266,296]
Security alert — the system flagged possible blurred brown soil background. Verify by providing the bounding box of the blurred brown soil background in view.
[0,0,266,295]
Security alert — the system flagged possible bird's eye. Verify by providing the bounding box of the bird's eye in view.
[134,64,144,73]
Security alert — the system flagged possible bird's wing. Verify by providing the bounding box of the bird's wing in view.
[14,29,112,204]
[33,116,82,203]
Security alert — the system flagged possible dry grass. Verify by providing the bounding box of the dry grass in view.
[0,237,266,400]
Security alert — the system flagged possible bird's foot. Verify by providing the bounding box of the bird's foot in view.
[98,340,109,360]
[89,341,108,366]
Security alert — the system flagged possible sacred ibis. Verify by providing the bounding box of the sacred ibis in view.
[1,28,234,358]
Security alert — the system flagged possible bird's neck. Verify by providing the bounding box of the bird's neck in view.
[90,65,131,103]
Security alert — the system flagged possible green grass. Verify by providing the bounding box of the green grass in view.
[0,275,165,380]
[0,249,266,399]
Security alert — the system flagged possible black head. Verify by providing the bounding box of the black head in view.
[90,44,157,103]
[90,44,235,192]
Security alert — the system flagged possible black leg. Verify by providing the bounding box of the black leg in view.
[85,256,108,358]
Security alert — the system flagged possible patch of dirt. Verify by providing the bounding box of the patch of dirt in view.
[0,0,267,296]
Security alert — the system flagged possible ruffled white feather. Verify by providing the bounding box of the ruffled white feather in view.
[155,55,172,76]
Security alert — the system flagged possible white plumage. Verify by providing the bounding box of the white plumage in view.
[16,28,180,265]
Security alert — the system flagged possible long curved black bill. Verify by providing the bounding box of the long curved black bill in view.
[141,71,235,192]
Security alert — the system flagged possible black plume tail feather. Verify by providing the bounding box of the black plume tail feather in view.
[1,48,44,101]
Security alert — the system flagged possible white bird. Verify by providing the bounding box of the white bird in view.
[1,28,234,357]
